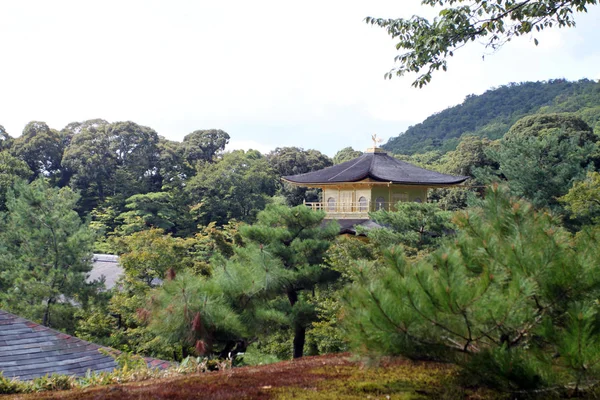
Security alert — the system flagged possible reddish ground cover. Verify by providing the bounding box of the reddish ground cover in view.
[6,353,499,399]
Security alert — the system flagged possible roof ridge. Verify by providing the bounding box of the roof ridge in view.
[326,154,370,182]
[368,152,378,178]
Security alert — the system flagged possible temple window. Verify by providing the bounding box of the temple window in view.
[358,196,368,211]
[375,197,385,210]
[327,197,336,211]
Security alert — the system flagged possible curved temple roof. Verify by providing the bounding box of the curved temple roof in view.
[283,151,468,185]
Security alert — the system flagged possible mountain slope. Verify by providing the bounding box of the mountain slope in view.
[383,79,600,155]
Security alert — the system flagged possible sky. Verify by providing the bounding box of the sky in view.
[0,1,599,156]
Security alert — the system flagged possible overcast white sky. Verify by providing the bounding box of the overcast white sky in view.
[1,1,599,156]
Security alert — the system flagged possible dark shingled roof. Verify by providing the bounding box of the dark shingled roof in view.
[283,151,468,185]
[0,310,170,381]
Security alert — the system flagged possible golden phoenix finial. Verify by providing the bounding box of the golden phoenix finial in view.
[371,133,382,148]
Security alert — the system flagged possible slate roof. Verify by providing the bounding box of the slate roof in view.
[0,310,170,381]
[283,151,468,185]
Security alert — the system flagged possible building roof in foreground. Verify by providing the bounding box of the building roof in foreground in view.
[0,310,169,381]
[283,150,468,186]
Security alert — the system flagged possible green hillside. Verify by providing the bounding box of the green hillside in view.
[383,79,600,155]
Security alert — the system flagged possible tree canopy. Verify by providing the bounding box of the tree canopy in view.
[367,0,598,87]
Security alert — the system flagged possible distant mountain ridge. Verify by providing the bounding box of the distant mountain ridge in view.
[383,79,600,155]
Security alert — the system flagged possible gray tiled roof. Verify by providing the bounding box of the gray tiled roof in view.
[0,310,170,381]
[88,254,123,290]
[283,152,468,185]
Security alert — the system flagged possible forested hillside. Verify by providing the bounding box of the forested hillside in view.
[383,78,600,154]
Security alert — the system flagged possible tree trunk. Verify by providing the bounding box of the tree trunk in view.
[42,299,52,327]
[287,289,304,359]
[293,325,306,359]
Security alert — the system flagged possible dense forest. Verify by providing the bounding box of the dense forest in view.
[2,78,600,397]
[383,79,600,154]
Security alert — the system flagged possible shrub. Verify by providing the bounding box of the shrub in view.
[344,185,600,394]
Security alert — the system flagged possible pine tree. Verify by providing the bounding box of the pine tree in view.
[344,185,600,393]
[145,204,338,359]
[0,179,97,332]
[147,244,292,359]
[240,204,339,358]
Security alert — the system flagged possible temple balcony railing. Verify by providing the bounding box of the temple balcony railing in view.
[303,201,397,219]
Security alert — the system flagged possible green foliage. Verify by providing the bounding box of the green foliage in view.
[241,204,339,358]
[332,147,362,164]
[181,129,230,164]
[187,150,278,225]
[116,191,193,236]
[11,121,65,183]
[0,179,97,331]
[0,373,26,394]
[146,204,338,360]
[325,235,376,280]
[114,228,194,288]
[344,185,600,393]
[62,120,160,213]
[306,290,348,355]
[146,242,295,358]
[440,135,498,177]
[383,79,599,155]
[366,201,454,256]
[157,137,190,191]
[481,113,598,210]
[30,374,74,392]
[188,221,242,275]
[77,228,194,359]
[0,125,14,151]
[0,151,30,211]
[560,171,600,224]
[267,146,332,206]
[366,1,597,87]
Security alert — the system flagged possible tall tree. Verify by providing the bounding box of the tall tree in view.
[332,147,362,164]
[116,191,194,236]
[267,147,332,206]
[480,113,598,210]
[62,124,117,212]
[241,205,339,358]
[157,137,191,190]
[0,151,30,211]
[106,121,161,197]
[62,121,160,213]
[181,129,230,165]
[0,179,97,332]
[11,121,64,183]
[366,0,598,87]
[0,125,14,151]
[187,150,278,225]
[147,244,289,359]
